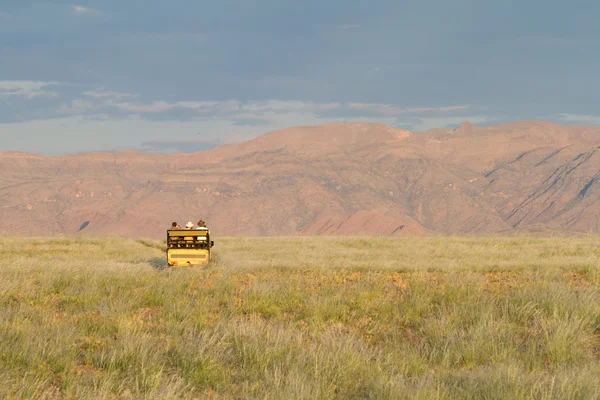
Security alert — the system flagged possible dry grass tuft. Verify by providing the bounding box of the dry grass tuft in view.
[0,235,599,399]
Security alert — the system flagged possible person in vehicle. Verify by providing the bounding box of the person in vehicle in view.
[183,222,195,241]
[193,220,208,247]
[196,219,208,230]
[168,222,182,245]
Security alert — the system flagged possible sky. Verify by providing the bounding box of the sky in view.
[1,0,600,155]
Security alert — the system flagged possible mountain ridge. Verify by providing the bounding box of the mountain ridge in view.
[1,120,600,238]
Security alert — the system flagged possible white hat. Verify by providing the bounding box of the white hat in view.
[186,221,194,228]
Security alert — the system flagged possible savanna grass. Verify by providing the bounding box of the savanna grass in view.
[0,235,599,399]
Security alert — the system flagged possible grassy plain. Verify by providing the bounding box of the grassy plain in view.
[1,235,600,399]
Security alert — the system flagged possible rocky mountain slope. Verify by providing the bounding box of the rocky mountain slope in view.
[1,121,599,238]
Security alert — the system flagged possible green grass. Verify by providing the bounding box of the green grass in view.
[1,235,600,399]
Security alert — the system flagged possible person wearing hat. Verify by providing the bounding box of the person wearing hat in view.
[193,220,208,248]
[183,221,195,241]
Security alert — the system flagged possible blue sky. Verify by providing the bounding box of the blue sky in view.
[1,0,599,155]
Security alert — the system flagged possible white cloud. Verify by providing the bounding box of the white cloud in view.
[0,80,60,99]
[395,115,491,132]
[347,103,471,117]
[115,100,212,113]
[0,102,487,155]
[0,115,261,155]
[0,82,482,154]
[112,98,471,121]
[239,100,340,113]
[22,89,475,132]
[57,98,97,115]
[73,6,101,15]
[82,90,138,100]
[556,113,600,125]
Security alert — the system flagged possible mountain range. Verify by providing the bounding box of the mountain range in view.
[1,120,599,238]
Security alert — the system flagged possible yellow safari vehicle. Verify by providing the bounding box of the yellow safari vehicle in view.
[166,229,214,266]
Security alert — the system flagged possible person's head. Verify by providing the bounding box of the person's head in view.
[186,221,194,229]
[197,219,206,227]
[172,222,178,228]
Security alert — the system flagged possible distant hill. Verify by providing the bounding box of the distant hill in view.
[1,120,599,238]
